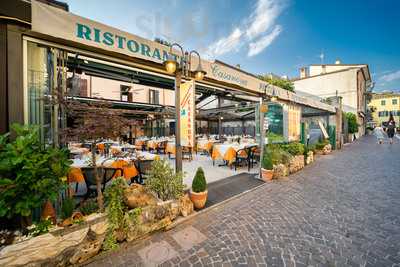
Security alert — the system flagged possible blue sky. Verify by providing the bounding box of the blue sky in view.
[64,0,400,92]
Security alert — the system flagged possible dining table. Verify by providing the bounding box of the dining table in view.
[67,152,158,196]
[211,143,257,165]
[196,139,217,153]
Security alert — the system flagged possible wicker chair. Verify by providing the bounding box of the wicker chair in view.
[81,167,122,199]
[136,159,153,184]
[182,146,193,161]
[157,141,168,154]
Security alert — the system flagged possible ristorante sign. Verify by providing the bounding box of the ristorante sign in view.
[32,1,178,64]
[75,23,178,63]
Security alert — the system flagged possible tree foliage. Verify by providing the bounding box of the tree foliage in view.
[258,74,295,92]
[346,112,358,134]
[0,124,71,219]
[53,94,132,212]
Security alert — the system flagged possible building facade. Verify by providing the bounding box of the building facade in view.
[293,61,373,136]
[368,92,400,127]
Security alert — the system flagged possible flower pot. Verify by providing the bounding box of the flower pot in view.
[261,168,274,182]
[41,200,56,224]
[189,190,208,209]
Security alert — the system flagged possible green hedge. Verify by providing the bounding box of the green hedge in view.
[280,142,305,156]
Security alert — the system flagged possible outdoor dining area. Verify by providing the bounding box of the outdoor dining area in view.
[66,133,261,198]
[67,140,159,198]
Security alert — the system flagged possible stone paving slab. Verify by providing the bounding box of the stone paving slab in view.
[137,241,177,267]
[86,136,400,266]
[171,226,207,250]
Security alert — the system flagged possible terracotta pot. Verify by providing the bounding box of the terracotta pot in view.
[189,190,208,209]
[261,168,274,182]
[41,200,56,224]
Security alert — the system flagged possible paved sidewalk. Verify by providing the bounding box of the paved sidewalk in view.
[86,136,400,267]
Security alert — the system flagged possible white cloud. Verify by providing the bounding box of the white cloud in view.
[248,25,282,57]
[206,0,286,58]
[380,70,400,82]
[246,0,285,39]
[205,28,243,58]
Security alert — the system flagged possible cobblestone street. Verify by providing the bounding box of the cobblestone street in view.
[86,136,400,267]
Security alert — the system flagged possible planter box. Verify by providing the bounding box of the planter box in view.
[273,164,289,179]
[289,155,305,174]
[0,191,195,267]
[305,151,314,165]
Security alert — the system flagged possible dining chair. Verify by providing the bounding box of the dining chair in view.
[250,146,261,168]
[103,167,124,183]
[157,141,167,154]
[136,159,153,184]
[182,146,193,161]
[80,167,105,199]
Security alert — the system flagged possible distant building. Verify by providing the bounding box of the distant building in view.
[292,60,373,135]
[368,92,400,127]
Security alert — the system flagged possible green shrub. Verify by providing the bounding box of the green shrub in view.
[146,159,184,201]
[29,218,53,237]
[104,177,128,250]
[262,152,273,170]
[61,197,75,220]
[192,167,207,193]
[315,139,330,150]
[266,132,285,143]
[265,144,293,166]
[281,142,305,156]
[79,198,99,216]
[0,124,71,222]
[346,112,358,134]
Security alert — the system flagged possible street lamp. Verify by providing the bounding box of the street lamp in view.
[163,43,207,173]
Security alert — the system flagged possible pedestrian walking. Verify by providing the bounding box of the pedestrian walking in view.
[387,113,396,144]
[373,124,386,144]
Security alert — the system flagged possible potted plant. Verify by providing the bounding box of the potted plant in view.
[0,124,71,230]
[190,167,207,209]
[261,152,274,181]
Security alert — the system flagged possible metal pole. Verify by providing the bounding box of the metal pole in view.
[259,98,265,178]
[218,96,222,140]
[175,71,183,173]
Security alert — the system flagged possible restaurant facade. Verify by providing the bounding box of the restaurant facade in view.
[0,0,338,146]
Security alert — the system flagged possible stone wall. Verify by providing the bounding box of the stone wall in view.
[0,186,194,267]
[289,155,305,174]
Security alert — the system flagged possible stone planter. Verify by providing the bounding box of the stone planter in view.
[306,151,314,165]
[124,184,158,208]
[273,164,289,179]
[0,188,196,266]
[189,190,208,209]
[261,168,274,182]
[322,144,332,155]
[289,155,305,174]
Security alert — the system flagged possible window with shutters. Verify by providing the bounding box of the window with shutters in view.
[121,85,131,101]
[149,89,160,104]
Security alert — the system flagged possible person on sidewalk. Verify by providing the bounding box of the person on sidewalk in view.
[387,113,396,144]
[373,124,386,144]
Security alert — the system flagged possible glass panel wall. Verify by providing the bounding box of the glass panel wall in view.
[27,41,54,144]
[266,103,284,142]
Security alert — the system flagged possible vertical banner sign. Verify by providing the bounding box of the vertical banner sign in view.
[180,80,195,147]
[255,103,260,144]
